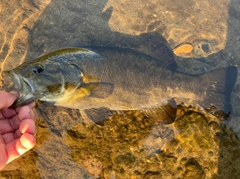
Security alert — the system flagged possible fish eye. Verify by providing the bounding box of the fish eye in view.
[33,66,43,74]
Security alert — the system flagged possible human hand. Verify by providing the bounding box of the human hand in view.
[0,91,36,170]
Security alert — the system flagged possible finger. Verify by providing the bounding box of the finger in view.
[6,133,36,164]
[1,130,22,144]
[5,140,19,164]
[18,106,36,122]
[2,118,35,145]
[0,135,5,144]
[15,102,35,113]
[0,135,8,170]
[0,106,35,134]
[20,133,36,149]
[0,117,21,133]
[27,102,36,109]
[0,102,35,120]
[19,119,36,135]
[0,108,17,119]
[0,91,19,109]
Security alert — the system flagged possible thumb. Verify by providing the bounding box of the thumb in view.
[0,91,19,109]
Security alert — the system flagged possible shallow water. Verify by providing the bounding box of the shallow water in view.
[1,0,240,178]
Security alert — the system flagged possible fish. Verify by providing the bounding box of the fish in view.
[2,47,238,124]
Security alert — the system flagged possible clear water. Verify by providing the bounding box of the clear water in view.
[0,0,240,178]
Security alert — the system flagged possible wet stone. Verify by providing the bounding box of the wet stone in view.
[0,1,239,178]
[61,105,240,178]
[0,0,51,73]
[103,0,230,58]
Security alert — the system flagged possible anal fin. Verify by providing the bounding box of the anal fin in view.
[142,99,177,124]
[80,107,115,124]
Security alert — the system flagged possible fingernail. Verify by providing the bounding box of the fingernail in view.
[9,91,19,97]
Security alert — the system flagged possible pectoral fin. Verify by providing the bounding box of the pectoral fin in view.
[87,82,114,98]
[80,107,115,124]
[56,82,114,107]
[81,73,114,98]
[142,99,177,124]
[70,82,114,99]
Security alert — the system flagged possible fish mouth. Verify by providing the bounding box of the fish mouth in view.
[4,71,36,106]
[4,70,21,91]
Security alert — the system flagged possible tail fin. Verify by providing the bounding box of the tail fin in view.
[198,66,238,114]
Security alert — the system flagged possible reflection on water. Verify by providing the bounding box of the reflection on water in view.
[0,0,240,179]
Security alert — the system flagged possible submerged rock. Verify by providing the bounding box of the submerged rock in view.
[0,0,51,73]
[64,105,240,179]
[0,1,239,178]
[103,0,230,58]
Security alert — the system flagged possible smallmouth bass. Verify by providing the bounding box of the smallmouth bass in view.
[2,47,238,123]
